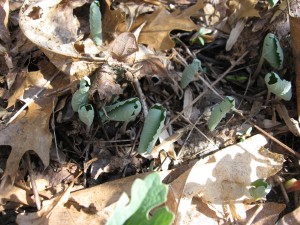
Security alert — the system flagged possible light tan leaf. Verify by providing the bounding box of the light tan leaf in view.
[19,0,103,77]
[171,134,284,224]
[0,67,69,185]
[228,0,260,19]
[129,1,203,50]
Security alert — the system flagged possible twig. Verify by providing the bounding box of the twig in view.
[162,51,249,132]
[133,77,148,117]
[235,109,300,159]
[245,204,264,225]
[24,152,41,210]
[6,70,60,126]
[51,98,60,163]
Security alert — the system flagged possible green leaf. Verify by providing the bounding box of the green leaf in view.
[138,104,166,154]
[71,76,91,112]
[106,173,173,225]
[99,97,141,123]
[268,0,279,7]
[249,179,271,200]
[90,0,103,46]
[199,37,205,46]
[226,74,248,83]
[79,76,91,91]
[265,72,292,101]
[180,59,203,89]
[262,33,284,70]
[208,96,235,131]
[78,104,94,128]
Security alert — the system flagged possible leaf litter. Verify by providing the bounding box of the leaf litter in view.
[0,0,300,224]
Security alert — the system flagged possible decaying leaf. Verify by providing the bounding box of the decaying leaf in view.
[130,1,203,50]
[0,69,69,185]
[108,32,138,62]
[134,57,169,79]
[89,65,123,102]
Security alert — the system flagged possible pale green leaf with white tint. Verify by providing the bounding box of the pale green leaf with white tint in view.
[249,179,271,200]
[138,104,166,154]
[180,59,203,89]
[71,76,91,112]
[262,33,283,70]
[99,97,141,122]
[268,0,279,7]
[265,72,292,101]
[78,104,94,128]
[90,0,103,46]
[208,96,235,131]
[106,173,173,225]
[79,76,91,91]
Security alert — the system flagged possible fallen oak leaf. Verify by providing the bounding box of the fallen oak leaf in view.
[127,1,203,50]
[0,68,69,185]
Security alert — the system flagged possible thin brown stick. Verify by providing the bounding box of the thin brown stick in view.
[133,77,148,117]
[24,152,41,210]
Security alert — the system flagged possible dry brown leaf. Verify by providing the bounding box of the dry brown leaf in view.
[16,175,77,225]
[134,57,169,79]
[89,65,123,102]
[228,0,260,19]
[0,67,69,185]
[116,2,155,31]
[0,0,10,43]
[171,134,284,225]
[108,32,138,62]
[129,1,203,50]
[102,1,125,43]
[19,0,103,78]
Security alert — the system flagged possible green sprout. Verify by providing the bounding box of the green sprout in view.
[191,27,210,46]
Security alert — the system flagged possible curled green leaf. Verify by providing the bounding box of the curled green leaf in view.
[265,72,292,101]
[138,104,166,154]
[208,96,235,131]
[180,59,203,89]
[268,0,279,7]
[249,179,271,200]
[71,76,91,112]
[78,104,94,128]
[90,0,103,46]
[100,97,141,122]
[262,33,283,70]
[106,173,173,225]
